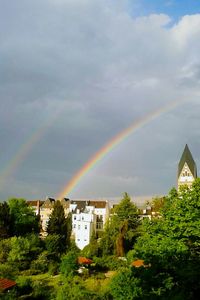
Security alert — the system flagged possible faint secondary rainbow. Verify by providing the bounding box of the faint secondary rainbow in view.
[0,106,65,192]
[58,99,186,199]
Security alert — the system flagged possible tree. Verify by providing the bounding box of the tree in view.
[0,201,11,239]
[60,250,79,276]
[8,198,40,236]
[124,179,200,299]
[8,234,42,270]
[47,201,71,254]
[110,267,143,300]
[100,193,140,256]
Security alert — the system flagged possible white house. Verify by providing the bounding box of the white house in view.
[70,200,109,249]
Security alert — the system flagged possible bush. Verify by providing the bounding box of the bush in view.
[60,251,78,276]
[16,276,32,295]
[48,261,59,275]
[31,251,49,273]
[94,255,127,271]
[110,267,142,300]
[0,263,18,279]
[0,289,17,300]
[32,280,51,299]
[81,237,100,258]
[56,277,95,300]
[0,238,11,263]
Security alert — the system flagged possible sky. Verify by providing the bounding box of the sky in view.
[1,0,200,204]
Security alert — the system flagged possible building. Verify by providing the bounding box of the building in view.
[27,200,44,216]
[27,197,109,248]
[177,144,197,190]
[70,200,109,249]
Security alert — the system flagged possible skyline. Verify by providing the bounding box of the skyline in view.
[1,1,200,201]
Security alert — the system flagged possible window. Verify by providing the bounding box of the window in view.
[85,225,87,230]
[74,216,76,220]
[78,225,80,230]
[74,224,76,228]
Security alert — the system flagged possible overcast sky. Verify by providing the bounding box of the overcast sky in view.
[1,0,200,203]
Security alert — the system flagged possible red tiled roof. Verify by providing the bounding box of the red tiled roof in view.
[0,278,16,291]
[78,257,93,265]
[131,259,147,268]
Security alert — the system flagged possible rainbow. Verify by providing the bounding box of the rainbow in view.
[0,106,65,192]
[57,99,186,199]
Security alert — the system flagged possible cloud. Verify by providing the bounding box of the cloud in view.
[0,1,200,200]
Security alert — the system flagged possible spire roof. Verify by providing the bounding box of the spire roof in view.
[178,144,197,178]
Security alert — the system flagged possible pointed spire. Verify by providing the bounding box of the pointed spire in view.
[178,144,197,178]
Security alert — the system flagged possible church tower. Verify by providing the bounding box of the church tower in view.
[177,144,197,190]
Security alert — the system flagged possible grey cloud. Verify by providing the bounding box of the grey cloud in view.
[1,1,200,200]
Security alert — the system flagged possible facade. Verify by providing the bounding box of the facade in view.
[177,144,197,190]
[70,200,109,249]
[27,200,44,216]
[27,198,109,248]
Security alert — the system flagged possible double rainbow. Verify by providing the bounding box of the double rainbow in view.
[57,99,186,199]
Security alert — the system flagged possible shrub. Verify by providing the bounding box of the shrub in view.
[0,263,18,279]
[31,251,49,273]
[32,280,51,299]
[60,251,78,276]
[48,261,59,275]
[16,276,32,295]
[94,255,127,271]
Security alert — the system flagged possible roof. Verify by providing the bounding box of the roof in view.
[70,200,87,212]
[41,198,55,208]
[78,257,93,265]
[70,200,107,212]
[89,201,107,208]
[0,278,16,291]
[60,198,70,208]
[178,144,197,178]
[131,259,150,268]
[27,200,45,207]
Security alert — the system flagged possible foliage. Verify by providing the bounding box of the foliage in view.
[60,250,79,276]
[0,289,17,300]
[8,198,40,236]
[100,193,140,256]
[0,262,18,279]
[31,279,52,299]
[45,234,63,260]
[31,251,49,273]
[0,201,11,239]
[7,234,42,270]
[16,276,32,295]
[150,196,166,213]
[110,267,142,300]
[47,200,71,253]
[81,234,101,258]
[0,238,11,263]
[56,276,98,300]
[94,255,127,271]
[127,179,200,299]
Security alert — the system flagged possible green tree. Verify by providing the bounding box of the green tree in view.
[100,193,139,256]
[0,201,11,239]
[45,234,62,259]
[8,198,40,236]
[124,179,200,299]
[60,250,79,276]
[8,234,42,270]
[47,200,71,253]
[110,267,142,300]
